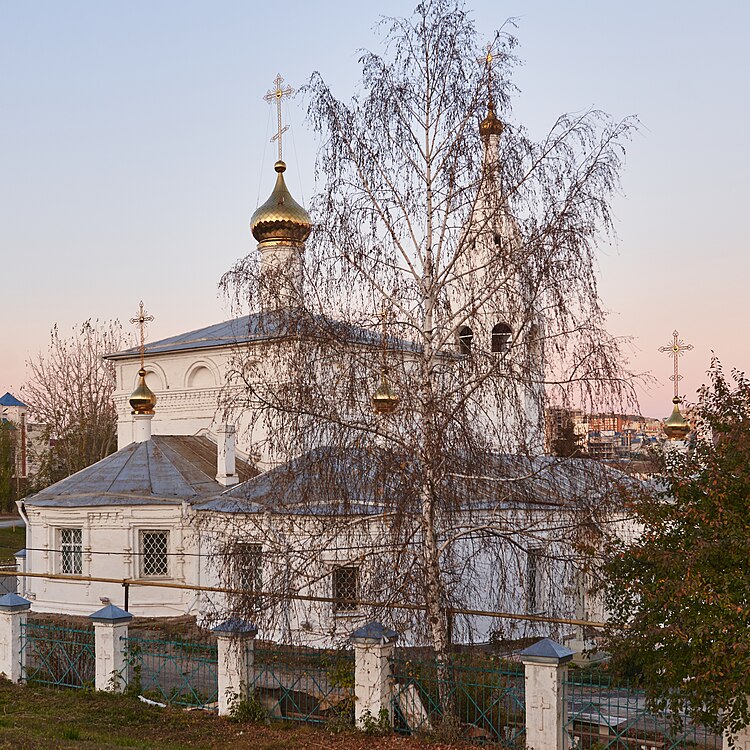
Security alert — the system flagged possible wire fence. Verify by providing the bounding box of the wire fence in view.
[564,669,722,750]
[123,634,219,709]
[390,648,526,745]
[20,621,95,689]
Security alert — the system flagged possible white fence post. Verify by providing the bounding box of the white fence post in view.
[350,621,399,729]
[0,593,31,682]
[89,603,132,693]
[213,618,258,717]
[520,638,574,750]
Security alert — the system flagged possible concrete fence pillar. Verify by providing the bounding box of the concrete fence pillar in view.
[0,593,32,682]
[520,638,574,750]
[89,603,133,693]
[213,618,258,717]
[350,621,399,729]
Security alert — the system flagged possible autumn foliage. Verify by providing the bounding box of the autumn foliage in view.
[604,359,750,736]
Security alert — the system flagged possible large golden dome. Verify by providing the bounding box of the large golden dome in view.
[250,160,312,248]
[664,396,690,440]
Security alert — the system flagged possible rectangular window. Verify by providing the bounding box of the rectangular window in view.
[60,528,82,575]
[140,530,169,578]
[332,566,359,613]
[526,548,543,614]
[234,543,262,594]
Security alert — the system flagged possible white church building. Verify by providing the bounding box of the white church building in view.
[17,94,633,647]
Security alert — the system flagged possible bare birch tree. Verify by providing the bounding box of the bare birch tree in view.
[23,320,129,488]
[215,0,637,689]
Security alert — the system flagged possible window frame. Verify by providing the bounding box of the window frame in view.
[458,326,474,355]
[233,542,263,594]
[139,529,170,579]
[332,565,360,614]
[491,322,513,354]
[59,527,83,575]
[526,547,544,614]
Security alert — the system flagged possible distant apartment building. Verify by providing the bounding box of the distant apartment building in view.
[545,406,663,460]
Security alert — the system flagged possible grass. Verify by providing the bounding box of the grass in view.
[0,521,24,563]
[0,678,475,750]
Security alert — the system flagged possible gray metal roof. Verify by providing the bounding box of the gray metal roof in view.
[24,435,257,508]
[105,311,421,361]
[195,446,636,516]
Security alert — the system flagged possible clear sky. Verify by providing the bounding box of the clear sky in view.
[1,0,748,418]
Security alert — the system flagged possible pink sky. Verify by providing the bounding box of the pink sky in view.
[1,1,747,420]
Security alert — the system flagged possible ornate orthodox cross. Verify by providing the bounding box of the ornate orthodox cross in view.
[659,330,693,398]
[130,300,154,369]
[264,73,294,162]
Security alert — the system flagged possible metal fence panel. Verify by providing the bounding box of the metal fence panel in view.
[20,621,95,689]
[249,645,355,726]
[123,635,219,709]
[564,670,722,750]
[390,650,526,745]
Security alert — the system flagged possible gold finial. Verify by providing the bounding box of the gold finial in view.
[130,301,154,371]
[264,73,294,162]
[664,396,690,441]
[129,301,157,415]
[371,305,400,415]
[659,330,693,440]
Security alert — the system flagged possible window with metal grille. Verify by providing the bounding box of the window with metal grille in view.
[140,530,169,577]
[60,528,82,575]
[332,566,359,612]
[234,543,262,593]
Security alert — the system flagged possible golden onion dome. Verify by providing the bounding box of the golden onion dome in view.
[479,100,504,139]
[663,396,690,440]
[372,374,400,416]
[129,368,157,415]
[250,160,312,248]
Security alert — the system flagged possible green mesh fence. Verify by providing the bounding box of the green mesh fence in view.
[123,635,219,709]
[248,645,355,726]
[564,670,722,750]
[20,621,95,689]
[390,650,526,745]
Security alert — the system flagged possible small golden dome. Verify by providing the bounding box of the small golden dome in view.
[250,160,312,248]
[480,100,504,138]
[130,368,157,415]
[372,374,400,415]
[664,396,690,440]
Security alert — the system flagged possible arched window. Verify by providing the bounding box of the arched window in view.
[458,326,473,355]
[491,323,512,354]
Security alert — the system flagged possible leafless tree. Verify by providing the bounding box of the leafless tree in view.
[23,319,129,488]
[214,0,638,699]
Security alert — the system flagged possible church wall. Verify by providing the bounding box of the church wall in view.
[114,351,229,449]
[21,502,199,618]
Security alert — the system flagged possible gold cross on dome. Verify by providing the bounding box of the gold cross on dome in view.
[130,300,154,369]
[478,43,495,94]
[658,330,693,398]
[264,73,294,162]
